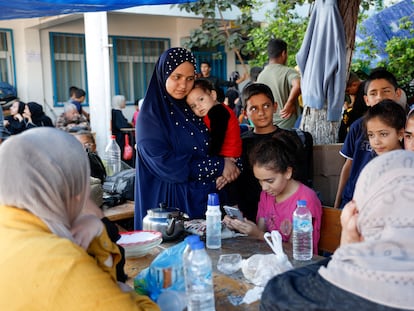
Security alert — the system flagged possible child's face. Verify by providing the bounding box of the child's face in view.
[364,79,401,107]
[367,116,403,155]
[186,87,216,117]
[404,117,414,151]
[253,165,291,198]
[346,81,359,96]
[10,101,20,115]
[245,94,277,132]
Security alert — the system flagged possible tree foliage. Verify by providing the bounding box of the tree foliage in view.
[352,16,414,95]
[176,0,258,63]
[177,0,412,95]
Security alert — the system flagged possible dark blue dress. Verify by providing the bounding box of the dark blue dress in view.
[134,48,224,229]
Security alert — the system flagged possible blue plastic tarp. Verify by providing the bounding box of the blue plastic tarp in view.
[353,0,414,66]
[0,0,194,20]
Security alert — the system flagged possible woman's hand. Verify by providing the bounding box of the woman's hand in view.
[14,113,23,122]
[222,157,240,183]
[340,200,362,246]
[71,214,103,250]
[215,175,228,190]
[223,215,264,240]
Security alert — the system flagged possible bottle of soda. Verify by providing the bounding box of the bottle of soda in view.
[183,241,215,311]
[104,135,121,176]
[206,193,221,249]
[292,200,313,261]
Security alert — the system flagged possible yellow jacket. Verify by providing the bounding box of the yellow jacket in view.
[0,205,159,311]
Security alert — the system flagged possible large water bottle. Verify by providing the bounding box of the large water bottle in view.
[292,200,313,261]
[104,135,121,176]
[184,241,215,311]
[183,235,201,262]
[206,193,221,249]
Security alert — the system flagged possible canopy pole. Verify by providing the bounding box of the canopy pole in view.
[84,12,112,156]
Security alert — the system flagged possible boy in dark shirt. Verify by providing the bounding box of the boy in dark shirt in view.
[235,83,307,222]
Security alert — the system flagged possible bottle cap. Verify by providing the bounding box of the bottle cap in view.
[111,135,116,139]
[207,193,219,206]
[297,200,307,206]
[190,241,205,250]
[184,235,200,245]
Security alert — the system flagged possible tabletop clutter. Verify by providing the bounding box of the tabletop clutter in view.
[117,193,316,310]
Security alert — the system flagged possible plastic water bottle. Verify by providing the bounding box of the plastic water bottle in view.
[292,200,313,261]
[183,235,201,261]
[157,289,187,311]
[184,241,215,311]
[206,193,221,249]
[104,135,121,176]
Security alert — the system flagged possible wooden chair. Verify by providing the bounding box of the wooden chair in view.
[318,206,342,255]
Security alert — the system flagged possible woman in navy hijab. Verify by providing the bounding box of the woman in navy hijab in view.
[135,47,239,229]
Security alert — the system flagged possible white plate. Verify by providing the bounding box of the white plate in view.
[117,230,163,258]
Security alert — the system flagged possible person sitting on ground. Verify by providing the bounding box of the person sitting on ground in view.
[261,150,414,311]
[3,100,26,135]
[0,127,159,310]
[223,132,322,254]
[56,102,90,132]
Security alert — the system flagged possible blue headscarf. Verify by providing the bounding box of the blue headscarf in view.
[135,48,222,229]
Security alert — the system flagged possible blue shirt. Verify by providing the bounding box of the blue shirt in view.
[339,117,374,208]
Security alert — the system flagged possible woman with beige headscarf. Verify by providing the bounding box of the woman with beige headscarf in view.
[261,149,414,311]
[0,128,159,311]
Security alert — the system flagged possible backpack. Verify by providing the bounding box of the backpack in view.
[103,168,135,201]
[291,128,314,188]
[87,151,107,184]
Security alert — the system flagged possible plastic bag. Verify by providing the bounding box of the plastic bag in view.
[134,241,186,301]
[123,134,133,161]
[242,231,293,287]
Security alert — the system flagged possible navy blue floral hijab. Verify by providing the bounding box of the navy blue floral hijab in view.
[135,48,213,228]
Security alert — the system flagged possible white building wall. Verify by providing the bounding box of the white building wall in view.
[0,13,243,121]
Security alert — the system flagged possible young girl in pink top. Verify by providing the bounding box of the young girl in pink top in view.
[224,131,322,254]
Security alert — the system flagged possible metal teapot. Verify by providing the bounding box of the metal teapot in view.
[142,203,188,241]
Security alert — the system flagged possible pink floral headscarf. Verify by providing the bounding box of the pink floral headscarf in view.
[0,127,90,241]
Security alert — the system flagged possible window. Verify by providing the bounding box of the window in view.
[0,29,16,87]
[50,32,169,106]
[111,37,169,102]
[50,33,86,106]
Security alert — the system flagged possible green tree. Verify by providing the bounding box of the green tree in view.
[176,0,258,69]
[352,16,414,96]
[244,1,309,68]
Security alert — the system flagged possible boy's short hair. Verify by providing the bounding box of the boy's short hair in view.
[200,60,211,68]
[267,38,287,59]
[364,68,399,94]
[242,83,275,109]
[74,88,86,99]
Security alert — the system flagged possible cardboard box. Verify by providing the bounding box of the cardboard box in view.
[312,144,345,207]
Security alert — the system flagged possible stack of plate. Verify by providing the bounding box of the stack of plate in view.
[117,230,163,258]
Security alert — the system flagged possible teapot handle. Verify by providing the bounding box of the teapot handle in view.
[165,217,176,236]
